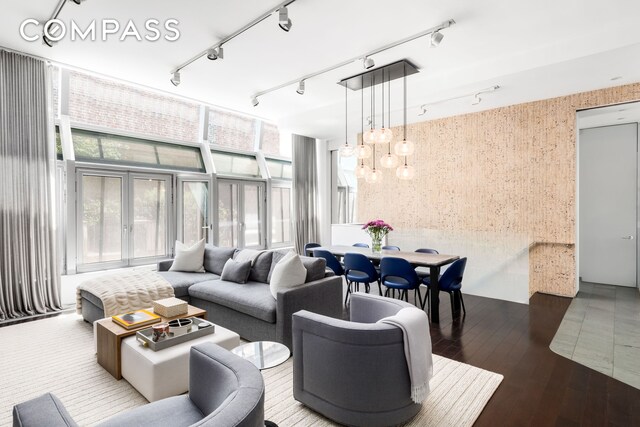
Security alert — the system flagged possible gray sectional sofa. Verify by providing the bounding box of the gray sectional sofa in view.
[79,246,343,351]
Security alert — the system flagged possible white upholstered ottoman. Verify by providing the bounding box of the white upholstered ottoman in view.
[121,324,240,402]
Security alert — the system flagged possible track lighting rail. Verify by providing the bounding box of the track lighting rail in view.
[251,18,455,105]
[170,0,297,74]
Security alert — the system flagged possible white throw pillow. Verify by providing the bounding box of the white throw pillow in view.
[269,251,307,299]
[169,239,205,273]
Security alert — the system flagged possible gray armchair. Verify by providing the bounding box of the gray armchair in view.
[292,292,423,427]
[13,343,265,427]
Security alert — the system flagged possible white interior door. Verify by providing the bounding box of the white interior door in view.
[579,123,638,287]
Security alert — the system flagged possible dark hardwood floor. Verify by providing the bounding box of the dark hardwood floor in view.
[423,292,640,426]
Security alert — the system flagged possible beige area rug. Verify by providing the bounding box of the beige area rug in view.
[0,314,502,427]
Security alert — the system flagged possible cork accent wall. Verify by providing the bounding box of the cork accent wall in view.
[357,83,640,297]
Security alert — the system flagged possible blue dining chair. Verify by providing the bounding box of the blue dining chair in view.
[343,253,380,304]
[415,248,439,254]
[414,248,439,279]
[352,243,369,248]
[423,257,467,316]
[313,249,345,277]
[304,242,321,256]
[382,245,401,251]
[380,257,424,308]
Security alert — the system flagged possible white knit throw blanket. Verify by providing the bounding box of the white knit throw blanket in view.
[380,307,433,403]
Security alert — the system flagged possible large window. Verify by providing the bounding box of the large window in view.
[333,152,357,224]
[211,150,261,178]
[72,129,205,172]
[76,170,171,271]
[271,186,292,246]
[218,180,265,249]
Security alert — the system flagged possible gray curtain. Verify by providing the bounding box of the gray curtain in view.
[0,50,62,320]
[292,134,320,254]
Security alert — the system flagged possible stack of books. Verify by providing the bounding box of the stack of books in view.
[112,309,161,330]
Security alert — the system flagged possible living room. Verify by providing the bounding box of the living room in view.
[2,1,640,426]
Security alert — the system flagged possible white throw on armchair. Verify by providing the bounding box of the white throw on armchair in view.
[292,292,433,427]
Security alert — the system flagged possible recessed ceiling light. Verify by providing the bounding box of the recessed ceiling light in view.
[611,76,623,81]
[617,117,625,120]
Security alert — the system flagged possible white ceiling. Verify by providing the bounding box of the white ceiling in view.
[578,101,640,129]
[2,0,640,140]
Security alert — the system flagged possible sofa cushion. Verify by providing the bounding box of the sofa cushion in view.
[170,239,205,273]
[157,271,220,298]
[249,251,273,283]
[267,250,326,283]
[301,256,327,282]
[204,245,237,275]
[188,280,277,323]
[221,259,252,284]
[269,252,307,299]
[233,249,262,265]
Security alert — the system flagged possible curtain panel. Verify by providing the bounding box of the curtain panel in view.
[0,49,62,320]
[292,134,320,253]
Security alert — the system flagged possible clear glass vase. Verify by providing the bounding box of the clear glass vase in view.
[371,237,382,253]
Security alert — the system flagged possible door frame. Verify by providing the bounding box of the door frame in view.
[576,117,640,291]
[76,168,129,272]
[128,172,173,266]
[176,175,214,246]
[76,168,173,272]
[216,177,267,249]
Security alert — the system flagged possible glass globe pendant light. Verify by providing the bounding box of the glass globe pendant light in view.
[394,62,416,161]
[374,69,393,144]
[365,144,383,183]
[379,71,397,168]
[363,74,378,144]
[355,159,370,179]
[339,83,354,157]
[396,157,415,180]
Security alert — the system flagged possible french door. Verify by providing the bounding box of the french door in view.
[76,169,171,272]
[217,179,266,249]
[177,177,212,246]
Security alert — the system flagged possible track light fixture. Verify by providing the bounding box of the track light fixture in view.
[71,0,87,4]
[363,57,375,70]
[170,71,181,87]
[251,96,260,107]
[278,6,292,32]
[471,94,482,105]
[207,46,224,60]
[296,80,305,95]
[430,31,444,47]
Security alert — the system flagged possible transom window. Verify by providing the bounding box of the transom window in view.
[211,150,261,178]
[265,158,292,180]
[71,129,205,172]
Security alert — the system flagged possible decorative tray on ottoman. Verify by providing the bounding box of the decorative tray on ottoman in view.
[136,317,215,351]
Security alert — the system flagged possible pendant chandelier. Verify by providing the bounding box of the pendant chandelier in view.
[339,60,417,182]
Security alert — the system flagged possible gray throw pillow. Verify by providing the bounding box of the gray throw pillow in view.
[249,251,274,283]
[220,259,252,284]
[204,245,237,275]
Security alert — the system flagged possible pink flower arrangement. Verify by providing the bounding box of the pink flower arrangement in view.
[363,220,393,252]
[362,219,394,234]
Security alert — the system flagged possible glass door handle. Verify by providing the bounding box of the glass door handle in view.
[621,236,635,240]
